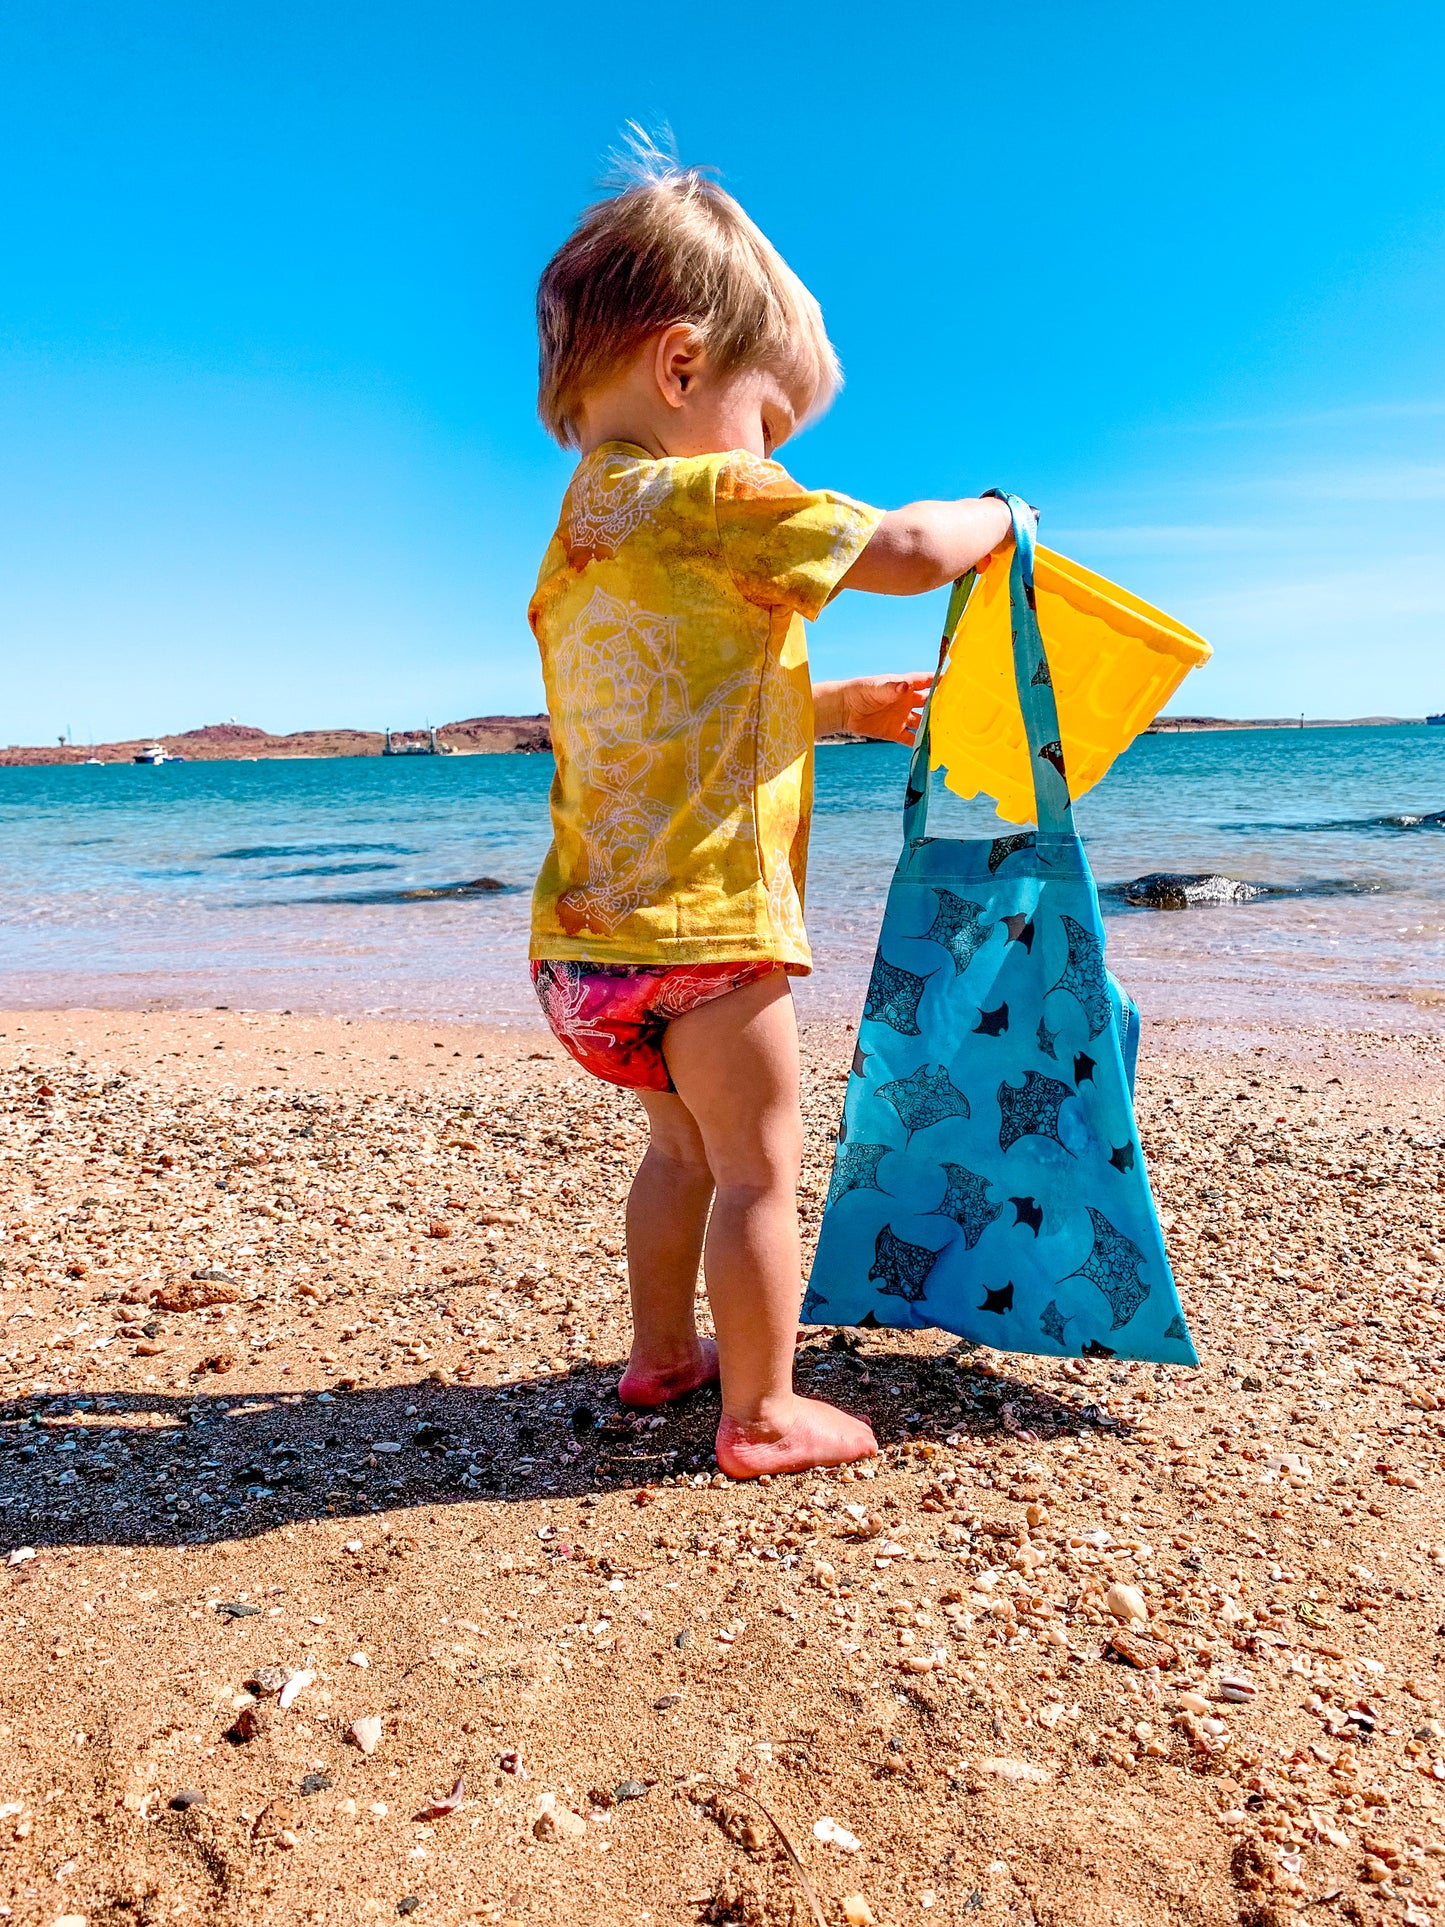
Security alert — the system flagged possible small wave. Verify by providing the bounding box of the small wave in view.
[212,842,419,861]
[266,862,402,879]
[1228,809,1445,833]
[266,876,517,906]
[1107,871,1386,910]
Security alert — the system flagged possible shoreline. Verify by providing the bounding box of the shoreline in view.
[2,713,1432,766]
[2,955,1442,1048]
[1146,714,1427,734]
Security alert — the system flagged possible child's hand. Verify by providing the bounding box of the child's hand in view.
[813,674,932,745]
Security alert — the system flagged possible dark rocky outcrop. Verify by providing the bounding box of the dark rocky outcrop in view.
[1119,872,1267,909]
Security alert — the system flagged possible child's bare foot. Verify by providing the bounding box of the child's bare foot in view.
[715,1396,878,1480]
[618,1337,720,1407]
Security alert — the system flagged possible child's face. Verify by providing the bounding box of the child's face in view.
[675,360,802,461]
[575,324,811,462]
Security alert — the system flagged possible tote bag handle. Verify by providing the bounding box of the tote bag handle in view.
[902,490,1075,838]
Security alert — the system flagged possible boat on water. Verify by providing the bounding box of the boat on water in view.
[1428,713,1443,726]
[132,743,186,765]
[383,727,451,757]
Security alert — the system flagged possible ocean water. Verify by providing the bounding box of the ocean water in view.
[1,725,1442,1031]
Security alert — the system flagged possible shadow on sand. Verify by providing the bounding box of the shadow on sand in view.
[3,1337,1132,1552]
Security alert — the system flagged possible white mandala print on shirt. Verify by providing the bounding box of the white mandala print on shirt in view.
[721,452,790,495]
[682,672,764,835]
[551,586,690,934]
[564,457,672,560]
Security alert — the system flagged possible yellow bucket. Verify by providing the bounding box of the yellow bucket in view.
[928,540,1212,826]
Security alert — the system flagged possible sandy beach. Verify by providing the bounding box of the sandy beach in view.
[0,1005,1441,1926]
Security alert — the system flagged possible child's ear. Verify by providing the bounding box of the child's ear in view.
[653,324,708,411]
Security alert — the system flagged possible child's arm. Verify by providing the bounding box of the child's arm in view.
[813,674,932,745]
[840,495,1014,597]
[813,496,1017,743]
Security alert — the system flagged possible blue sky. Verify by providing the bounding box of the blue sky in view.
[1,0,1442,745]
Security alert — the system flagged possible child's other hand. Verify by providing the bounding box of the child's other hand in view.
[836,673,932,745]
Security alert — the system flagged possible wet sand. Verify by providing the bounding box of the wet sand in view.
[1,1006,1443,1927]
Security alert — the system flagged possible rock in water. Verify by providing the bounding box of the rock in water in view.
[1119,872,1266,909]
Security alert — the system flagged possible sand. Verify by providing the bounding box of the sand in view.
[1,1004,1444,1927]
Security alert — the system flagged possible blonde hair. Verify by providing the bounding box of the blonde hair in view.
[536,128,841,448]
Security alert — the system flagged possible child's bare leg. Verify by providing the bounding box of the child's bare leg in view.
[662,972,878,1479]
[617,1092,720,1405]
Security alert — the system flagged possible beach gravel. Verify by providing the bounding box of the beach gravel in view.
[0,1003,1443,1925]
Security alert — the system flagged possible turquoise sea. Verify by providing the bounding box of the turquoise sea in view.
[1,726,1442,1031]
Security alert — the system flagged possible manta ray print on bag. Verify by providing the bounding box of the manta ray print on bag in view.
[804,493,1196,1365]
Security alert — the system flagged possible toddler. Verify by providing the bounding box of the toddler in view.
[528,146,1012,1478]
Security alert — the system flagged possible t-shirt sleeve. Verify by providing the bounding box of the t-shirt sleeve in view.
[714,453,883,620]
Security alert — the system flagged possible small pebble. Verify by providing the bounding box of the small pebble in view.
[225,1706,269,1745]
[1104,1583,1148,1624]
[534,1802,586,1840]
[1108,1628,1177,1670]
[278,1668,315,1711]
[978,1759,1051,1785]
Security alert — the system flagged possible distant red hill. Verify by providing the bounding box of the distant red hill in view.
[0,716,553,767]
[174,722,272,744]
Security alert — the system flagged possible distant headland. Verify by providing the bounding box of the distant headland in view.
[0,710,1432,767]
[1146,714,1426,733]
[0,716,553,767]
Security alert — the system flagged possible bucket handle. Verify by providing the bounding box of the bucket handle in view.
[902,491,1074,839]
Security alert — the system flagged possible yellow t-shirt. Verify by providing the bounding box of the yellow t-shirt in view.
[528,442,882,970]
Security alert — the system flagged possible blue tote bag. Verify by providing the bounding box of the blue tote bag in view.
[805,494,1197,1366]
